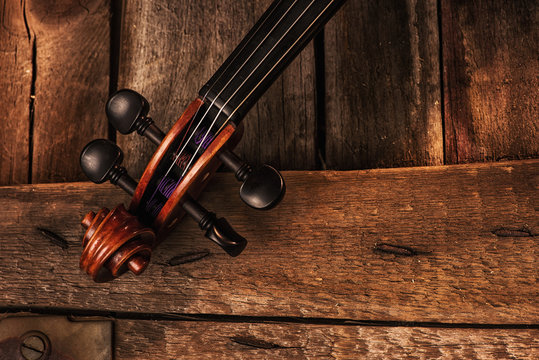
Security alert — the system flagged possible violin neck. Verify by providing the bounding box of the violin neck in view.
[199,0,346,125]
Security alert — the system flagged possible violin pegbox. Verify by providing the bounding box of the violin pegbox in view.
[107,89,285,210]
[79,88,285,282]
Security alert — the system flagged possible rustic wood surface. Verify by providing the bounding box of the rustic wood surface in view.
[0,0,32,185]
[26,0,110,183]
[115,321,538,359]
[0,1,538,356]
[0,161,537,324]
[324,0,443,170]
[117,0,317,177]
[442,0,539,164]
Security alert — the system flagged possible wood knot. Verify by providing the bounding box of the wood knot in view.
[36,227,68,249]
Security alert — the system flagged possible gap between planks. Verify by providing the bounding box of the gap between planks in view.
[1,306,537,330]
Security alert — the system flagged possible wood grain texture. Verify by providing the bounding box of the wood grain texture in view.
[27,0,109,183]
[442,0,539,164]
[115,321,538,359]
[0,161,537,324]
[324,0,443,170]
[0,0,32,185]
[117,0,316,177]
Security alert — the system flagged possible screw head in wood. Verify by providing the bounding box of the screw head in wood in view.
[19,331,50,360]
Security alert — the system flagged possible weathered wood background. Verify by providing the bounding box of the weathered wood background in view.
[1,0,537,358]
[1,0,537,183]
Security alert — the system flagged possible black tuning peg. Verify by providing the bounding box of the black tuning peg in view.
[218,150,285,210]
[182,197,247,257]
[80,139,138,196]
[106,89,165,145]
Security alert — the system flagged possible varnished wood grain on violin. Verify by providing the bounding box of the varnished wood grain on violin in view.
[130,99,204,212]
[80,204,155,282]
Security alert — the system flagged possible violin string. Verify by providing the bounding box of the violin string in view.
[144,1,284,208]
[214,0,337,135]
[173,0,286,156]
[148,0,337,213]
[177,0,318,182]
[166,0,297,178]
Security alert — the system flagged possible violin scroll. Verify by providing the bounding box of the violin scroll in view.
[80,204,155,282]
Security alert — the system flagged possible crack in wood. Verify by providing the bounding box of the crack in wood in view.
[167,251,210,266]
[21,0,31,41]
[36,227,68,249]
[436,0,447,164]
[491,227,535,237]
[313,31,326,170]
[230,335,299,350]
[28,34,36,184]
[1,306,538,329]
[373,242,425,256]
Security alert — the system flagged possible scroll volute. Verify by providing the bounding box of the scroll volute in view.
[80,204,155,283]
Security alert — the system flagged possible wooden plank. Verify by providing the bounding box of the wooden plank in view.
[442,1,539,163]
[117,0,317,178]
[27,0,110,183]
[0,161,537,324]
[324,0,443,170]
[0,0,32,185]
[115,321,538,359]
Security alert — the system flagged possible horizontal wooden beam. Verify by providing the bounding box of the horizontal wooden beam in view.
[114,320,538,359]
[0,161,537,324]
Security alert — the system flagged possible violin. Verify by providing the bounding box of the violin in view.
[79,0,346,282]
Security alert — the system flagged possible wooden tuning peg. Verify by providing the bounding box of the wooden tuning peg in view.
[106,89,165,145]
[182,196,247,257]
[80,139,138,195]
[218,149,285,210]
